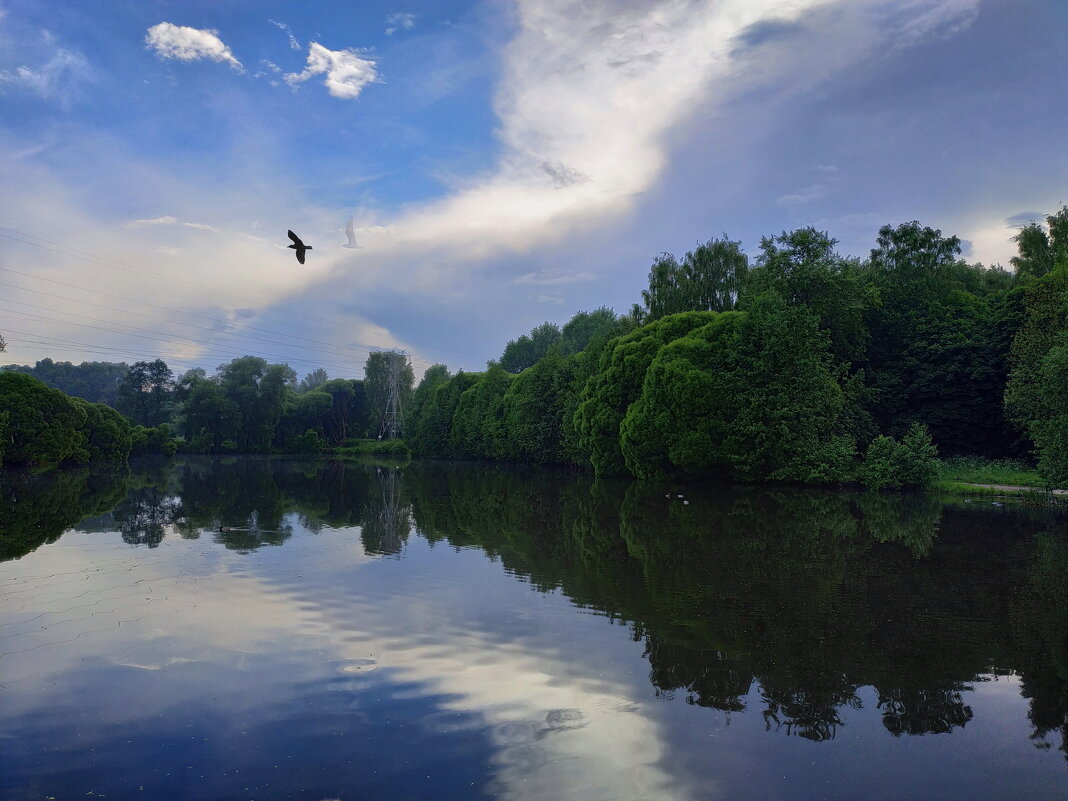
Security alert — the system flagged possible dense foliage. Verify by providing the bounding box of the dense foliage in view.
[1,358,128,406]
[405,210,1068,488]
[0,372,131,468]
[6,209,1067,488]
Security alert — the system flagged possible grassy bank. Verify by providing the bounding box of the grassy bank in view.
[332,439,411,457]
[936,457,1047,487]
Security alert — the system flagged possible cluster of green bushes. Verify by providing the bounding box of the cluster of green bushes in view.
[406,213,1068,489]
[0,371,133,469]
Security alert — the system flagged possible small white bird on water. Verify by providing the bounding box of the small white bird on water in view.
[343,216,360,249]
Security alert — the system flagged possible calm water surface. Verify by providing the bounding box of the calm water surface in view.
[1,457,1066,800]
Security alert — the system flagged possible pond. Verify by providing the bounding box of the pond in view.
[1,457,1066,800]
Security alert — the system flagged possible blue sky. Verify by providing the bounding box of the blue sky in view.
[0,0,1065,380]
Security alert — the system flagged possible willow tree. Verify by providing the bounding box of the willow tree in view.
[573,311,718,475]
[637,236,748,322]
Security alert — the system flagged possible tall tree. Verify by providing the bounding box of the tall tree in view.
[118,359,174,427]
[639,236,748,321]
[499,322,562,373]
[744,227,872,365]
[863,222,1012,454]
[1010,206,1068,280]
[320,379,357,446]
[298,368,329,394]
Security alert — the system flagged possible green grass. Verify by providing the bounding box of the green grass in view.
[333,439,411,456]
[936,456,1046,488]
[935,480,1065,506]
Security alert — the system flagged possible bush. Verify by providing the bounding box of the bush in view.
[861,423,939,490]
[0,372,89,467]
[130,424,177,457]
[291,428,326,454]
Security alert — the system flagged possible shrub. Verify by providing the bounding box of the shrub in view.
[861,423,939,490]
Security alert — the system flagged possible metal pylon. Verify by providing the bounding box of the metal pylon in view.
[378,351,406,440]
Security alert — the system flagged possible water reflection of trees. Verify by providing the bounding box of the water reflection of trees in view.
[0,465,130,560]
[3,458,1066,756]
[403,464,1068,753]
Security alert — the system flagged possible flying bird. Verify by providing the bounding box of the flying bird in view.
[342,217,360,249]
[287,230,312,264]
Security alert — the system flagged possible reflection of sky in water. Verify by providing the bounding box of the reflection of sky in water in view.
[1,511,1066,800]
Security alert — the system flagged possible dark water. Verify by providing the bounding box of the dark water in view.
[1,458,1066,801]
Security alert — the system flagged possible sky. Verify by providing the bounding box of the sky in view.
[0,0,1065,381]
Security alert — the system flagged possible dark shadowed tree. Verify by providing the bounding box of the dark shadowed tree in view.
[117,359,174,427]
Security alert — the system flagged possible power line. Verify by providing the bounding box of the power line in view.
[0,261,425,364]
[0,279,401,366]
[0,265,436,370]
[0,227,278,313]
[0,225,486,365]
[0,306,366,374]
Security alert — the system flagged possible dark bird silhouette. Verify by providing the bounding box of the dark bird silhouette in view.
[343,217,360,249]
[287,229,312,264]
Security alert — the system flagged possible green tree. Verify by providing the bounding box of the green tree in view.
[320,379,357,445]
[621,294,854,482]
[2,358,128,406]
[410,372,480,457]
[407,364,451,453]
[638,236,748,321]
[73,397,133,462]
[0,372,89,467]
[501,350,583,464]
[117,359,174,427]
[1010,206,1068,280]
[499,322,561,373]
[1004,265,1068,438]
[559,308,631,355]
[217,357,296,452]
[860,423,939,490]
[298,368,330,393]
[179,372,239,452]
[450,365,514,460]
[744,227,872,365]
[1030,340,1068,486]
[863,222,1013,455]
[574,311,718,475]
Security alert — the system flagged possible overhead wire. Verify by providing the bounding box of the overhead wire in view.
[0,306,369,373]
[0,225,485,365]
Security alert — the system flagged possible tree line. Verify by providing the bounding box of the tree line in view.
[406,211,1068,488]
[3,209,1066,486]
[0,350,413,469]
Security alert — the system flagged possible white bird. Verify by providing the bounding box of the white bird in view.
[343,217,360,249]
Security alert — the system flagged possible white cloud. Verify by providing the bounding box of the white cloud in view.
[182,221,218,232]
[269,19,301,51]
[775,183,830,207]
[385,12,416,36]
[125,215,178,227]
[528,292,566,304]
[514,270,596,286]
[0,27,90,104]
[891,0,980,47]
[284,42,377,100]
[338,0,981,290]
[145,22,243,72]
